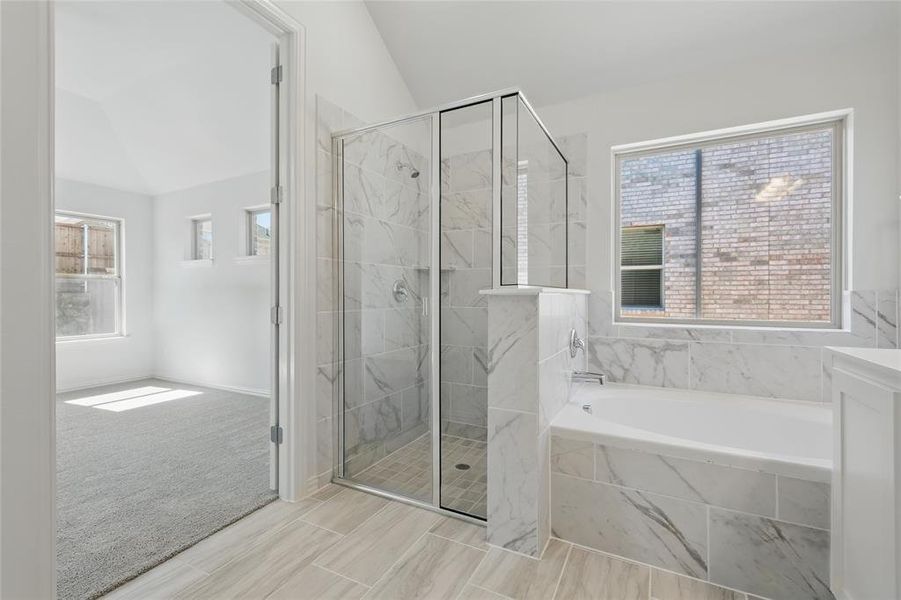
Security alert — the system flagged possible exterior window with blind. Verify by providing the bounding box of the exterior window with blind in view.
[621,226,664,310]
[615,113,844,328]
[55,212,122,338]
[192,217,213,260]
[247,208,271,257]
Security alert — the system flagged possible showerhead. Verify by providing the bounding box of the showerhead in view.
[396,161,420,179]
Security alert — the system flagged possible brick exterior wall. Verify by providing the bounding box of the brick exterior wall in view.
[620,128,833,323]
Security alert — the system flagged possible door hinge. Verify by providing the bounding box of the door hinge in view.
[270,185,283,205]
[270,425,283,444]
[271,65,283,85]
[270,305,283,325]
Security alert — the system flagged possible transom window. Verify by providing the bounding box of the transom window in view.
[192,217,213,260]
[55,212,122,339]
[614,114,844,328]
[247,208,272,257]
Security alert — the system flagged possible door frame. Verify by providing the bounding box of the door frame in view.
[2,0,307,595]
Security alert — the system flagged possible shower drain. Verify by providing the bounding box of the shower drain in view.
[454,463,471,471]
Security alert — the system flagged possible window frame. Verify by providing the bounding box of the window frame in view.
[612,110,848,330]
[191,215,213,261]
[54,210,125,341]
[245,207,272,257]
[621,225,665,312]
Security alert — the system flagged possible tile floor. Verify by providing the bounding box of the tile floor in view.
[103,484,764,600]
[356,433,487,519]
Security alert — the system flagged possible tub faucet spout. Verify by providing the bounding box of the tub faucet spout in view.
[572,371,606,385]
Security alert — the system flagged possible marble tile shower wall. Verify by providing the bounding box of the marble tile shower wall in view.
[499,133,587,289]
[585,288,900,402]
[441,149,491,441]
[316,96,432,485]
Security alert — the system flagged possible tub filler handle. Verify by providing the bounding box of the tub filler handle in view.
[570,329,585,358]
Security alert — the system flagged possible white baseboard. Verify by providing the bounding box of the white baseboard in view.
[56,374,154,394]
[57,373,270,398]
[152,374,270,398]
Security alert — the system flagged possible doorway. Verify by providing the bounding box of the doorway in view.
[52,2,287,598]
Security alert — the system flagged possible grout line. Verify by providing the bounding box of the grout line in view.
[427,531,488,553]
[550,543,573,600]
[705,505,710,581]
[312,563,373,589]
[648,564,653,599]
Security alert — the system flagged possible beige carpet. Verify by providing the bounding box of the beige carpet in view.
[56,379,276,600]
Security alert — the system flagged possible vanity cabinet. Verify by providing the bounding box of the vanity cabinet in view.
[827,348,901,600]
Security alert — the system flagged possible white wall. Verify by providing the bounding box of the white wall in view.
[153,172,271,395]
[55,180,155,391]
[537,33,900,299]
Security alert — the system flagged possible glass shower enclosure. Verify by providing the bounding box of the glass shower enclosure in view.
[331,90,567,521]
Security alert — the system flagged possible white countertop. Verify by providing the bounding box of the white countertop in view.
[478,286,591,296]
[826,347,901,377]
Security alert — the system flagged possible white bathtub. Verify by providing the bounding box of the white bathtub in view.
[551,382,832,482]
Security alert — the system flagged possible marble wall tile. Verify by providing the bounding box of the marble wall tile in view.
[877,288,899,349]
[384,308,421,351]
[587,336,690,388]
[343,310,384,359]
[363,347,425,404]
[316,312,335,366]
[441,307,488,348]
[708,509,830,600]
[342,163,385,219]
[473,229,492,269]
[538,348,571,430]
[550,436,593,479]
[777,476,830,530]
[448,268,491,308]
[441,230,474,269]
[487,296,538,412]
[401,383,429,430]
[594,444,776,517]
[587,290,616,337]
[448,383,488,427]
[441,420,487,442]
[316,206,334,259]
[450,150,492,192]
[689,342,821,402]
[650,569,744,600]
[441,345,472,384]
[617,324,731,342]
[442,189,491,231]
[384,179,429,230]
[472,347,489,387]
[317,416,332,476]
[316,364,337,421]
[344,393,404,457]
[487,408,540,556]
[316,258,335,313]
[551,472,708,578]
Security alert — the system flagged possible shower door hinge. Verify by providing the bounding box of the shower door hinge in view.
[271,65,283,85]
[270,185,283,205]
[270,425,283,444]
[270,305,283,325]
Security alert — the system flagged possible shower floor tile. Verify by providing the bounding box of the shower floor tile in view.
[355,433,487,520]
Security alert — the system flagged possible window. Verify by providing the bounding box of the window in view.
[55,212,122,338]
[192,217,213,260]
[621,226,664,310]
[247,209,271,257]
[615,114,844,328]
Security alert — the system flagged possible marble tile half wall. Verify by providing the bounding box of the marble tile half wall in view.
[550,434,832,600]
[486,290,587,557]
[586,288,900,402]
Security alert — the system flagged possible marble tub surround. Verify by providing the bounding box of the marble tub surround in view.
[485,289,587,556]
[584,288,900,403]
[550,433,832,600]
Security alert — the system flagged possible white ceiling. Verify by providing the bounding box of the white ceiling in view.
[365,1,898,109]
[55,1,274,196]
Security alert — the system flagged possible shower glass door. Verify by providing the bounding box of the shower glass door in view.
[438,101,493,519]
[336,114,435,504]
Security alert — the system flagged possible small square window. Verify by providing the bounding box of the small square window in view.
[247,209,271,257]
[192,217,212,260]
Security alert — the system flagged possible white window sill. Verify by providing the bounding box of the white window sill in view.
[56,334,128,344]
[614,320,848,334]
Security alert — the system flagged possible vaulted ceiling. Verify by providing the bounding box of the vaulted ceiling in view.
[55,1,274,196]
[366,1,898,109]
